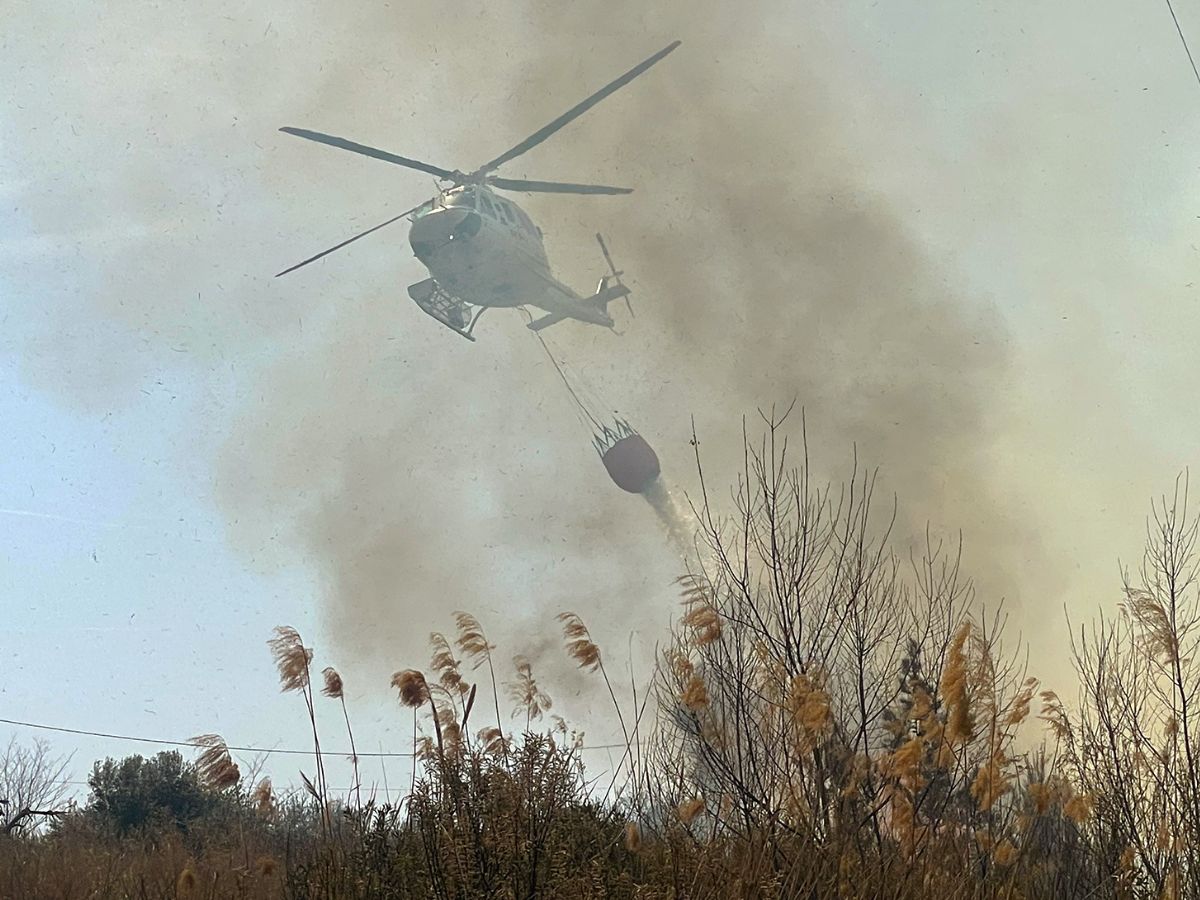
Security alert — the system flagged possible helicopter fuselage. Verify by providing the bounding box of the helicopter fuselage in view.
[409,185,554,310]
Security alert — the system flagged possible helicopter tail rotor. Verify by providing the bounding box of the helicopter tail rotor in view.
[596,233,633,318]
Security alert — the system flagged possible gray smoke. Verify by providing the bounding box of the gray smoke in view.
[498,5,1024,608]
[5,0,1072,696]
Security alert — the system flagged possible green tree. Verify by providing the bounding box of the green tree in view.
[85,751,215,833]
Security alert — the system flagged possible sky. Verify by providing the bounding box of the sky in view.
[2,0,1199,800]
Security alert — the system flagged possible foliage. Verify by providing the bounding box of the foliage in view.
[81,750,222,834]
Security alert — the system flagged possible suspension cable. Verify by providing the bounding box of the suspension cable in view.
[519,310,609,434]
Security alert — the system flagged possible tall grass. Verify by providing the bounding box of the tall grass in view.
[4,425,1199,897]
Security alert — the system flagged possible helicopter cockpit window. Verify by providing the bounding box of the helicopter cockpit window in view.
[444,187,477,209]
[412,198,439,219]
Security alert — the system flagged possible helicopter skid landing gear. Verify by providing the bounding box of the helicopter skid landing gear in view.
[407,278,485,341]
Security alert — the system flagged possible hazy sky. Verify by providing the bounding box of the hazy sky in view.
[2,0,1198,799]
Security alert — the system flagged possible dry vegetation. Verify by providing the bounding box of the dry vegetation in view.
[2,419,1198,898]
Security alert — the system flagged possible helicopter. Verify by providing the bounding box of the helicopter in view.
[276,40,680,341]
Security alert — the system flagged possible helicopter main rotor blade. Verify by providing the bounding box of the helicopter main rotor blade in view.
[275,203,425,277]
[474,40,680,176]
[488,177,633,195]
[280,127,456,180]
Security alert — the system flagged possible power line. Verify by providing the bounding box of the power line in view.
[1164,0,1200,92]
[54,778,407,794]
[0,716,366,756]
[0,716,639,756]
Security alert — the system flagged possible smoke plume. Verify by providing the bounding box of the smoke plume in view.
[18,0,1192,697]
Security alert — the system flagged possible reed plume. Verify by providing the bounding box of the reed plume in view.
[678,574,722,646]
[435,702,463,755]
[189,734,240,791]
[1039,690,1071,742]
[267,626,327,832]
[392,669,430,708]
[970,748,1011,812]
[322,666,361,806]
[321,667,343,699]
[559,611,636,792]
[414,735,436,763]
[1027,780,1054,815]
[393,668,445,757]
[476,726,509,756]
[430,632,469,697]
[1005,677,1038,726]
[507,655,552,729]
[558,612,602,672]
[681,673,708,710]
[941,622,975,745]
[454,611,506,752]
[1123,587,1180,664]
[252,777,274,816]
[884,736,926,794]
[453,611,494,664]
[268,626,312,693]
[786,671,832,753]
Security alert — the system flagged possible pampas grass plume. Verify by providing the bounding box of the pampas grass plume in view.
[392,669,430,708]
[268,626,313,693]
[321,667,344,699]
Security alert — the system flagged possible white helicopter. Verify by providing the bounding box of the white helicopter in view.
[277,41,680,341]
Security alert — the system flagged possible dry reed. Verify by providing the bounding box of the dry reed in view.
[189,735,240,791]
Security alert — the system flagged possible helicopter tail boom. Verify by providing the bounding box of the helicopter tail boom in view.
[526,278,630,332]
[527,233,633,333]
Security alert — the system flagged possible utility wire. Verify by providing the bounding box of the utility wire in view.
[52,778,407,794]
[0,716,641,756]
[1164,0,1200,92]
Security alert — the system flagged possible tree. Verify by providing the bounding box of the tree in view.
[1063,475,1200,897]
[85,750,216,834]
[0,737,71,835]
[649,411,1040,894]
